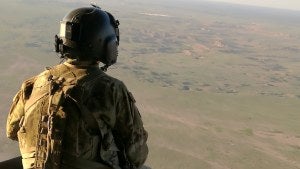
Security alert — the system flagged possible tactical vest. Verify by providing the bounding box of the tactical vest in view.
[18,67,79,169]
[17,65,118,169]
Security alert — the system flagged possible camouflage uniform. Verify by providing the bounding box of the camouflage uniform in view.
[6,59,148,169]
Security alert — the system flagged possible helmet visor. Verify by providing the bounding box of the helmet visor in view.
[59,21,81,41]
[59,21,67,38]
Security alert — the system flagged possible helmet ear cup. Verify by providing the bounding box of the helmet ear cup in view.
[104,37,118,65]
[106,12,120,44]
[103,11,119,66]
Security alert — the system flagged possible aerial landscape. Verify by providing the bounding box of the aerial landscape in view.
[0,0,299,168]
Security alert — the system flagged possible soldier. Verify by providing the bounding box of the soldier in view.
[6,5,148,169]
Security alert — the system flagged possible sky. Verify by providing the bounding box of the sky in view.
[210,0,300,11]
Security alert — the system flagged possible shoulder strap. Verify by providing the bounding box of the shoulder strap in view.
[67,68,106,133]
[75,70,120,167]
[77,68,105,86]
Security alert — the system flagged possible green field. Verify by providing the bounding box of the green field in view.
[0,0,300,168]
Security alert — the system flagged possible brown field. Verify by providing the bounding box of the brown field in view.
[0,0,299,168]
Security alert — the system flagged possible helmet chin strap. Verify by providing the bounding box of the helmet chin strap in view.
[101,64,109,72]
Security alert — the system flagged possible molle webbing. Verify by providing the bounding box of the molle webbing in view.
[35,76,69,169]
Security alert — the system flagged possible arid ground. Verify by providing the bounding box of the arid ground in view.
[0,0,299,168]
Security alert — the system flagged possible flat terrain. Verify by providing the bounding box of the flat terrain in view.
[0,0,299,168]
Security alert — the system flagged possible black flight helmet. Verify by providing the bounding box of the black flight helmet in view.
[55,6,120,66]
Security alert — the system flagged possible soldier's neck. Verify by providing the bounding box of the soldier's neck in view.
[64,59,99,68]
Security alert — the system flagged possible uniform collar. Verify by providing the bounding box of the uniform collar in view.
[63,59,99,69]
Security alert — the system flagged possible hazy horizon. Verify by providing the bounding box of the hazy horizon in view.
[209,0,300,11]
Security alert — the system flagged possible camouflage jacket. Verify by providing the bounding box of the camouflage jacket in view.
[6,60,148,169]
